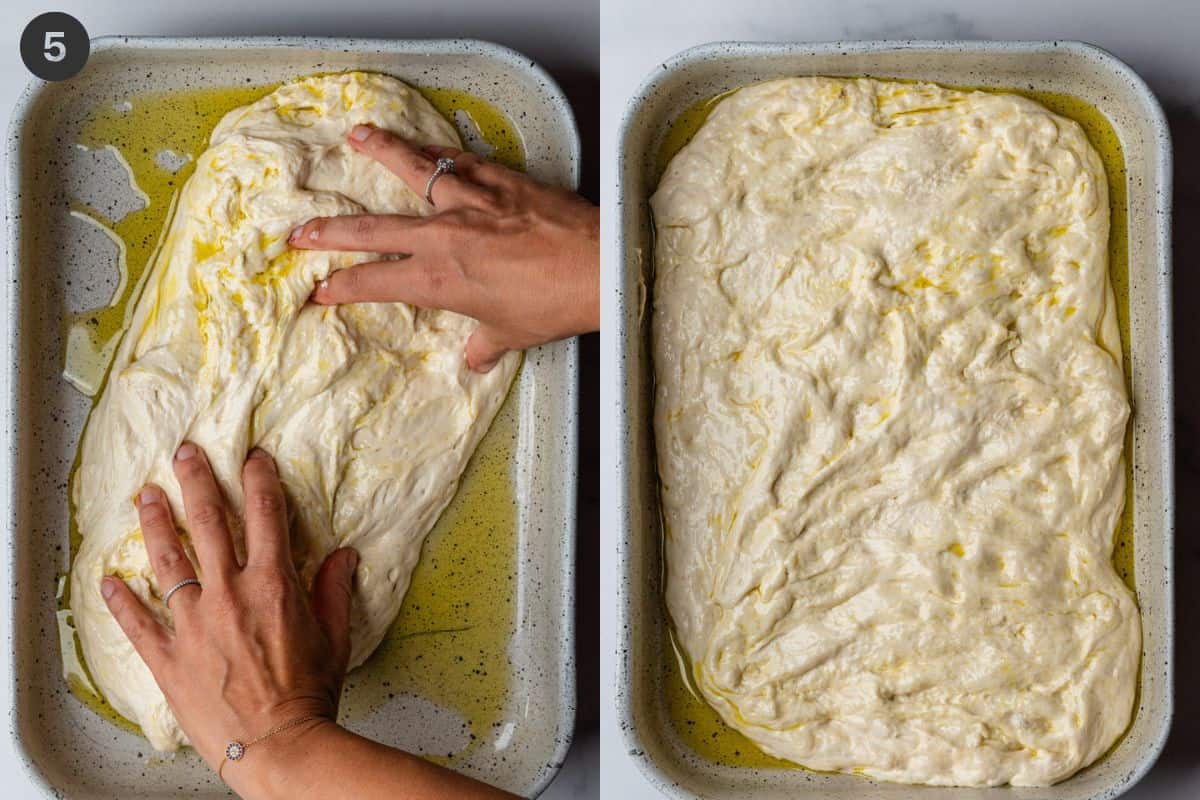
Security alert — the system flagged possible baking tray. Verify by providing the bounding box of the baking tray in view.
[615,40,1173,800]
[3,36,578,799]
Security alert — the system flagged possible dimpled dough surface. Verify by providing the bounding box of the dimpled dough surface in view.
[651,78,1137,787]
[70,72,518,751]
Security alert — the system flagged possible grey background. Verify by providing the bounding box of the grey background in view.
[599,0,1200,798]
[0,1,598,798]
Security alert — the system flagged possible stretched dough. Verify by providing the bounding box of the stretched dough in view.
[652,77,1136,786]
[70,72,517,750]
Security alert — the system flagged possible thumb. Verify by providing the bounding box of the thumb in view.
[465,325,509,373]
[311,548,359,667]
[101,576,169,673]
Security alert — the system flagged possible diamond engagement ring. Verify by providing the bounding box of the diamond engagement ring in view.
[162,577,200,606]
[424,156,457,206]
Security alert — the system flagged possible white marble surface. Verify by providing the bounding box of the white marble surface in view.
[0,0,598,797]
[599,0,1200,798]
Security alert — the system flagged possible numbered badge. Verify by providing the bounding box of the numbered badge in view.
[21,12,89,82]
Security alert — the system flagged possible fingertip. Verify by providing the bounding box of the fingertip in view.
[349,124,375,143]
[243,447,277,479]
[323,546,358,577]
[100,576,118,601]
[465,328,507,375]
[134,484,162,508]
[471,358,499,374]
[466,344,503,374]
[289,219,327,248]
[310,277,334,305]
[175,442,198,462]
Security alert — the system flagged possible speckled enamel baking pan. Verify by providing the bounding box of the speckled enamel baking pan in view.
[615,40,1172,800]
[3,36,578,799]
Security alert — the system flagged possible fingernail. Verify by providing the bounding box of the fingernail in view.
[175,442,197,461]
[248,447,271,460]
[289,225,304,242]
[312,279,332,306]
[100,578,116,600]
[136,485,161,507]
[475,357,499,374]
[349,124,372,142]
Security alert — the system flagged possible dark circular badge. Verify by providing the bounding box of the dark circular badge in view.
[20,12,89,82]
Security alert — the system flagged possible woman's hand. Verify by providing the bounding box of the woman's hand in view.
[288,124,599,373]
[101,443,357,791]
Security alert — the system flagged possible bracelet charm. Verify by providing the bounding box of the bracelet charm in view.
[218,715,322,781]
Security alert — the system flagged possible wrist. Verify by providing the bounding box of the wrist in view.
[565,256,600,337]
[222,717,344,800]
[561,207,600,337]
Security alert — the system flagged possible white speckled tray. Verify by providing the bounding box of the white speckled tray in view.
[4,36,578,799]
[615,41,1173,800]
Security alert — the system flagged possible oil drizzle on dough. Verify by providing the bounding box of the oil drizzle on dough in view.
[59,77,525,765]
[655,79,1136,771]
[66,83,274,400]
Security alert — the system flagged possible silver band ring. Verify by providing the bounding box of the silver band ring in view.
[162,577,201,606]
[424,157,457,206]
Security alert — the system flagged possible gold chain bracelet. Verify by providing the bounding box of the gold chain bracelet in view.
[218,715,325,781]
